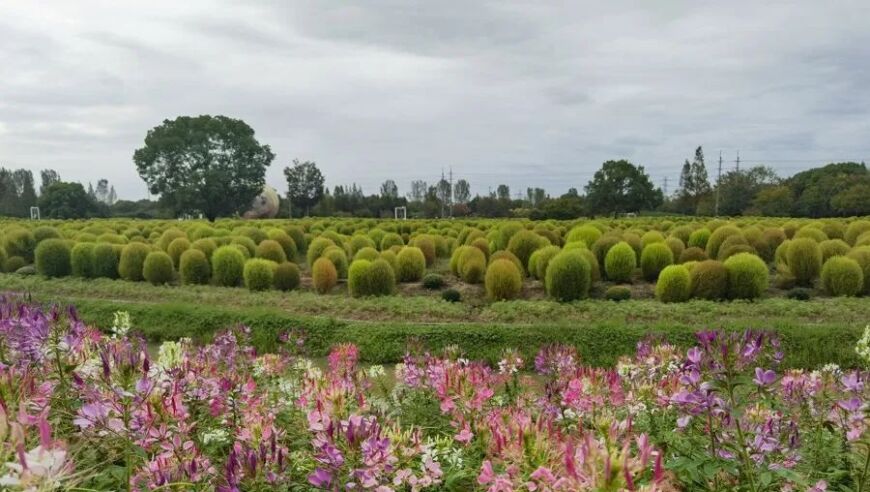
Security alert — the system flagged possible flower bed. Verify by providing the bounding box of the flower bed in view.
[0,299,866,490]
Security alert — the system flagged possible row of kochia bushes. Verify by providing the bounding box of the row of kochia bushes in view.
[1,217,869,302]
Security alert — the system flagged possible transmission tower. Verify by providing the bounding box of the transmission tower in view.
[715,151,723,216]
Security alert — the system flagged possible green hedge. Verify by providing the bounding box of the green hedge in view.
[63,297,863,369]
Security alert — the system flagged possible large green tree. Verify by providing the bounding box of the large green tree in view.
[717,166,780,216]
[584,160,662,215]
[38,182,104,219]
[676,146,711,214]
[133,115,275,221]
[284,159,324,216]
[787,162,868,217]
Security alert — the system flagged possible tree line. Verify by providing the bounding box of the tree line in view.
[3,115,867,219]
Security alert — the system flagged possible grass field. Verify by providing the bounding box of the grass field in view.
[3,273,866,368]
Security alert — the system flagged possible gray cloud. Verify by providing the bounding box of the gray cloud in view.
[1,0,869,200]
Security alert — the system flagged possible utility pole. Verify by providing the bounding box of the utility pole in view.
[715,151,722,216]
[735,150,741,172]
[440,168,446,218]
[663,177,669,197]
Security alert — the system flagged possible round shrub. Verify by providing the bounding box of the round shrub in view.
[312,257,338,294]
[422,273,446,290]
[566,225,600,248]
[119,243,152,282]
[785,238,822,287]
[70,242,96,278]
[4,256,27,273]
[322,246,349,279]
[592,235,621,268]
[489,250,524,275]
[3,228,36,262]
[846,246,870,294]
[157,228,187,251]
[689,260,729,300]
[244,259,276,291]
[231,236,257,258]
[268,230,298,260]
[655,265,691,303]
[579,248,601,282]
[306,237,336,266]
[622,232,643,261]
[450,246,472,275]
[544,250,591,302]
[350,235,376,255]
[412,235,437,266]
[179,249,210,285]
[459,249,487,284]
[256,239,287,263]
[211,245,246,287]
[496,223,524,251]
[507,230,547,272]
[845,220,870,245]
[167,237,191,268]
[354,247,379,262]
[33,226,61,243]
[705,225,741,260]
[143,251,174,285]
[605,286,631,302]
[91,243,119,278]
[367,259,396,296]
[724,253,769,300]
[348,259,373,297]
[234,226,267,245]
[665,237,685,261]
[679,247,708,264]
[688,228,711,250]
[820,256,863,297]
[794,226,827,243]
[396,247,426,282]
[640,230,665,249]
[715,235,748,260]
[0,247,6,273]
[379,250,398,273]
[531,245,561,281]
[284,226,307,253]
[819,239,850,263]
[718,244,757,262]
[191,238,217,260]
[669,226,693,244]
[35,239,71,278]
[485,259,523,301]
[604,241,636,282]
[442,288,461,303]
[273,262,301,291]
[470,237,490,259]
[380,233,404,251]
[640,242,674,281]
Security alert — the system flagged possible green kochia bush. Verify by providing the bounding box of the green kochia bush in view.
[267,230,298,261]
[273,262,301,291]
[35,238,71,278]
[312,257,338,294]
[244,258,276,291]
[179,249,211,285]
[531,245,561,281]
[348,260,373,297]
[640,242,674,281]
[507,230,547,272]
[566,225,600,248]
[847,246,870,294]
[705,225,741,260]
[396,247,426,282]
[724,252,769,300]
[92,243,119,279]
[3,228,36,262]
[70,242,96,278]
[604,241,636,282]
[256,239,287,264]
[544,250,591,302]
[485,259,523,301]
[322,246,349,279]
[655,265,691,303]
[786,238,822,287]
[689,260,729,300]
[688,228,711,250]
[348,259,396,297]
[306,237,336,267]
[143,251,174,285]
[820,257,863,297]
[166,237,191,268]
[212,245,246,287]
[119,243,152,282]
[604,285,631,301]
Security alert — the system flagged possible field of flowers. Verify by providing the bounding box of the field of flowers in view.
[1,298,868,491]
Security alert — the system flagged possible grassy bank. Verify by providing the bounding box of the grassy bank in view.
[3,275,866,368]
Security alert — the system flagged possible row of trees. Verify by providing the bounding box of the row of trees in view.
[0,168,122,219]
[5,115,865,220]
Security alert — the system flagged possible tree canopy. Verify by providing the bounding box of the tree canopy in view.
[585,160,662,215]
[38,182,105,219]
[133,115,274,221]
[284,159,325,216]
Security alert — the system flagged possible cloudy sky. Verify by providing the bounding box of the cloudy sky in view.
[2,1,869,200]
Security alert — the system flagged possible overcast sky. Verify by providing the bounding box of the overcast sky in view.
[2,1,869,200]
